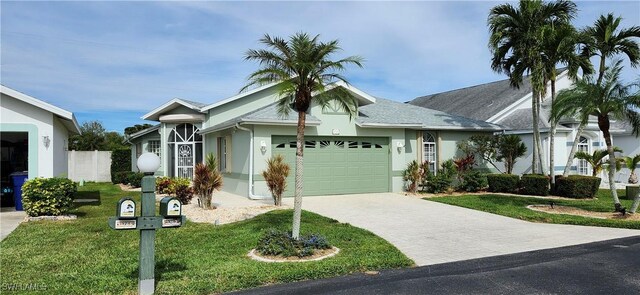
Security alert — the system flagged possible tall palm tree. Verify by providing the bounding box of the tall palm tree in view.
[541,23,593,185]
[242,33,363,238]
[562,14,640,178]
[552,61,640,207]
[581,13,640,85]
[488,0,577,175]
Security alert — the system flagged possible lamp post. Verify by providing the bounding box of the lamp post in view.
[136,153,161,295]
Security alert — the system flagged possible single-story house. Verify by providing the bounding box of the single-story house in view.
[409,69,639,182]
[130,81,503,197]
[0,85,81,191]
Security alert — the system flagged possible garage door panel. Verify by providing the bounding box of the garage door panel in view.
[272,136,389,196]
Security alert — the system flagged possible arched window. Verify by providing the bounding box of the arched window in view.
[577,136,590,175]
[167,124,202,179]
[423,132,437,173]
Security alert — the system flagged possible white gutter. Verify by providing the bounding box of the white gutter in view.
[235,123,270,200]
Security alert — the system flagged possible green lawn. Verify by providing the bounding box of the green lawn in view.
[1,183,413,294]
[427,189,640,230]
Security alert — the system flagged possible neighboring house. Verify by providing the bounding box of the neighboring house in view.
[409,69,639,182]
[130,81,502,197]
[0,85,81,185]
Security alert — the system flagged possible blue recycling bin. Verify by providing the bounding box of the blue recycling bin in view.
[10,172,29,211]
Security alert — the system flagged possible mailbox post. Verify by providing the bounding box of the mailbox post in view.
[108,153,185,295]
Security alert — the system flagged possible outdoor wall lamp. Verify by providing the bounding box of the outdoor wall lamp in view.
[42,136,51,149]
[396,141,405,153]
[260,140,267,153]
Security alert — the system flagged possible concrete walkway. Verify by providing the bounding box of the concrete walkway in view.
[284,193,639,266]
[0,208,26,241]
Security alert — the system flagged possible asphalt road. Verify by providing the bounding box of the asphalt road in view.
[230,235,640,295]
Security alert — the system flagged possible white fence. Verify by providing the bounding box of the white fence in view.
[68,150,112,182]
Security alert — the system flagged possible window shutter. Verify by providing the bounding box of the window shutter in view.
[225,135,232,173]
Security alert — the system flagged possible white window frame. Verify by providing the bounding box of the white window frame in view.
[577,136,590,176]
[147,140,161,157]
[422,132,437,174]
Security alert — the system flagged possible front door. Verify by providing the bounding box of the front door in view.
[176,143,194,179]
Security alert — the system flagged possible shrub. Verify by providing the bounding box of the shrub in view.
[255,229,331,258]
[555,175,601,198]
[110,149,131,183]
[459,170,488,192]
[425,172,453,193]
[520,174,549,196]
[403,160,427,193]
[262,154,290,205]
[112,171,131,185]
[487,174,520,193]
[170,177,194,205]
[127,172,144,188]
[155,176,173,194]
[193,154,223,209]
[21,177,77,217]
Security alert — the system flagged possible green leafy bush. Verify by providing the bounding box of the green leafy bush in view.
[459,170,488,192]
[487,174,520,193]
[424,172,452,193]
[520,174,549,196]
[21,178,77,217]
[169,178,194,204]
[555,175,601,198]
[112,171,130,185]
[256,229,331,258]
[155,176,173,194]
[110,149,131,183]
[127,172,144,188]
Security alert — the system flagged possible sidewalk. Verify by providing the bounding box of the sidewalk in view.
[0,208,26,241]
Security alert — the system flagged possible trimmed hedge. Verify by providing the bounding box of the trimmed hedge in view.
[459,170,488,192]
[555,175,601,198]
[21,177,77,217]
[111,149,131,183]
[487,174,520,193]
[520,174,549,196]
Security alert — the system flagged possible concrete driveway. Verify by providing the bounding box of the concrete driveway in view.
[284,193,639,266]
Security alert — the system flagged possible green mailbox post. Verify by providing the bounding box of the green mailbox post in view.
[108,153,185,295]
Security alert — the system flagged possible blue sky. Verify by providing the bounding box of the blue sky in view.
[1,1,639,133]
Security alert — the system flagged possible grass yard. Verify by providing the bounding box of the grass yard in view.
[427,189,640,230]
[0,183,413,294]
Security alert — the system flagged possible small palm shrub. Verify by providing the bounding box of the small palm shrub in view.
[625,154,640,184]
[169,177,194,204]
[22,177,77,217]
[155,176,173,194]
[262,154,290,206]
[402,160,426,193]
[193,154,223,209]
[256,229,331,258]
[424,160,456,193]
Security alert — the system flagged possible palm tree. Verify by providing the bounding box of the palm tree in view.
[243,33,363,238]
[488,0,577,175]
[557,13,640,186]
[552,61,640,207]
[581,14,640,85]
[625,154,640,184]
[541,22,593,184]
[574,147,623,177]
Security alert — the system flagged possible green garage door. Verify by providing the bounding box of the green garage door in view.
[272,136,390,196]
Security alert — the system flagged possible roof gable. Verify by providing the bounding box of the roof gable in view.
[141,98,206,121]
[1,85,81,134]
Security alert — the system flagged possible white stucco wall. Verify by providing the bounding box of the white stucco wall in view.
[1,93,63,178]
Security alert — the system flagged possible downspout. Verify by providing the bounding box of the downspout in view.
[235,123,269,200]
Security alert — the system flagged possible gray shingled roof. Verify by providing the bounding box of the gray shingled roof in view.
[199,103,322,134]
[358,98,503,130]
[128,124,160,140]
[410,78,532,121]
[177,98,207,109]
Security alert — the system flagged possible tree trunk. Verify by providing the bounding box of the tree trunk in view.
[549,80,556,184]
[598,114,620,206]
[596,56,606,86]
[291,110,306,239]
[631,188,640,213]
[563,122,586,176]
[532,90,539,174]
[535,93,546,176]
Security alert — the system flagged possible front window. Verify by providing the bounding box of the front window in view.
[147,140,161,157]
[577,136,590,175]
[423,132,437,173]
